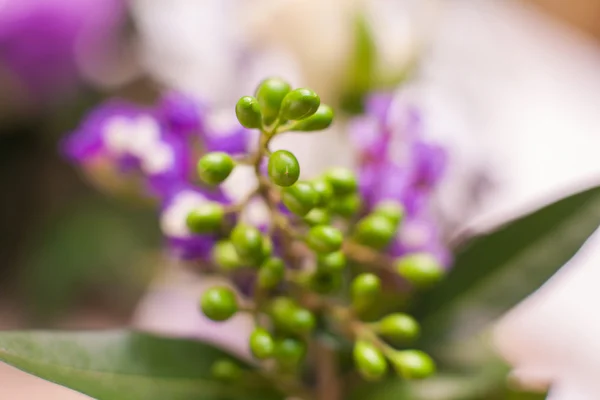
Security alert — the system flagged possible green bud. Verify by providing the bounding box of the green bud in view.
[280,88,320,120]
[317,251,346,272]
[282,181,318,216]
[353,340,388,381]
[211,359,242,382]
[324,167,357,196]
[186,202,225,234]
[309,269,342,294]
[275,338,306,367]
[290,104,334,131]
[200,286,238,322]
[311,178,334,207]
[376,313,420,343]
[351,273,381,301]
[235,96,262,129]
[257,257,285,289]
[230,224,264,266]
[255,78,291,125]
[212,240,242,271]
[353,214,396,250]
[303,208,331,226]
[306,225,343,254]
[269,297,298,328]
[288,307,316,335]
[328,193,362,217]
[373,200,405,226]
[388,350,436,380]
[249,328,275,360]
[268,150,300,187]
[395,253,444,288]
[197,152,235,185]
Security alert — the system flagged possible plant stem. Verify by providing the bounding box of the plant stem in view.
[314,340,342,400]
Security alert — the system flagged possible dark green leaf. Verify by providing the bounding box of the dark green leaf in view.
[0,330,282,400]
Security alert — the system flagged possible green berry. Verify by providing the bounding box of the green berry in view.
[395,253,444,288]
[230,224,264,265]
[197,152,235,185]
[268,150,300,187]
[317,251,346,272]
[269,297,298,331]
[290,104,334,131]
[311,178,334,207]
[249,328,275,359]
[351,273,381,301]
[376,313,420,343]
[212,240,242,271]
[280,88,320,120]
[303,208,331,226]
[353,340,388,381]
[261,236,273,261]
[309,270,342,294]
[235,96,262,129]
[388,350,436,380]
[200,287,238,321]
[211,359,241,382]
[289,308,316,335]
[186,203,225,234]
[373,201,405,226]
[282,181,318,216]
[275,338,306,367]
[324,167,357,196]
[255,78,291,125]
[328,193,362,217]
[306,225,343,254]
[353,214,396,250]
[257,257,285,289]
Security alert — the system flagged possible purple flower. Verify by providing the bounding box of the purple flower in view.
[158,92,207,138]
[203,110,251,155]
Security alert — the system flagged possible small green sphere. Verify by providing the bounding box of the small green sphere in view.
[389,350,436,380]
[197,152,235,185]
[290,104,334,131]
[303,208,331,227]
[351,273,381,300]
[353,214,397,250]
[280,88,320,120]
[268,150,300,187]
[328,193,362,217]
[269,297,298,328]
[211,359,242,382]
[200,287,238,322]
[374,200,405,227]
[249,328,275,360]
[306,225,343,254]
[324,167,358,196]
[212,240,242,271]
[257,257,285,289]
[230,224,264,265]
[275,338,307,367]
[255,78,291,125]
[317,251,346,272]
[235,96,262,129]
[395,253,444,288]
[353,340,388,381]
[289,308,316,335]
[186,203,225,234]
[376,313,420,343]
[282,181,318,216]
[309,270,342,294]
[311,178,334,207]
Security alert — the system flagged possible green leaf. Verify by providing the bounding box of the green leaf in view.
[0,330,282,400]
[413,184,600,346]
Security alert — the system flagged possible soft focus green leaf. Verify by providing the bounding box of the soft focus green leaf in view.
[0,330,282,400]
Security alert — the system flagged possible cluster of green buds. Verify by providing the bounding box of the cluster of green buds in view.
[187,78,443,395]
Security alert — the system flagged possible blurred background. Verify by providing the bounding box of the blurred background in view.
[2,0,600,398]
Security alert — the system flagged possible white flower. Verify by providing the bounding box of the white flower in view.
[160,190,209,238]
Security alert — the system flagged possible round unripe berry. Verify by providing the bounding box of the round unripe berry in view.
[374,200,405,227]
[257,257,285,289]
[389,350,436,380]
[249,328,275,360]
[324,167,357,196]
[288,308,316,334]
[212,240,242,271]
[395,253,444,288]
[275,338,306,367]
[255,78,291,125]
[376,313,420,343]
[280,88,320,120]
[311,178,334,207]
[200,287,238,321]
[306,225,343,254]
[211,359,241,382]
[235,96,262,129]
[353,340,388,381]
[230,224,264,265]
[309,270,342,294]
[353,214,397,250]
[268,150,300,187]
[351,273,381,301]
[328,193,362,217]
[186,203,224,234]
[197,152,235,185]
[269,297,298,327]
[317,251,346,272]
[282,181,318,216]
[303,208,331,227]
[290,104,334,131]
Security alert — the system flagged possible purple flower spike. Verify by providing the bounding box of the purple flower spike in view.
[203,110,250,155]
[159,92,207,138]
